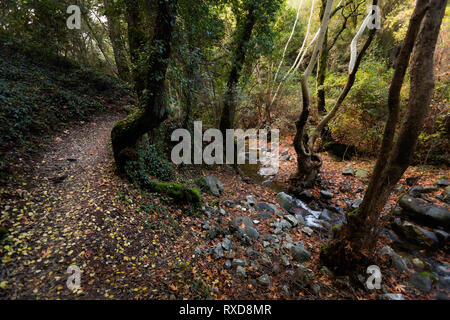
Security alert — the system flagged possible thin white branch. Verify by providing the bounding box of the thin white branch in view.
[273,0,305,82]
[349,11,371,74]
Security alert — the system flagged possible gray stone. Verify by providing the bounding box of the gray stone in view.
[222,238,232,251]
[302,227,314,236]
[223,200,235,208]
[320,190,333,200]
[295,214,306,225]
[290,243,312,263]
[214,243,224,259]
[292,265,315,288]
[225,260,232,268]
[409,272,433,293]
[276,192,294,213]
[434,229,450,245]
[257,274,271,286]
[236,266,246,278]
[392,253,409,273]
[246,195,257,207]
[320,209,333,221]
[256,202,277,214]
[232,259,246,267]
[262,180,272,187]
[203,175,224,196]
[436,178,449,187]
[394,221,439,249]
[285,215,299,227]
[342,167,355,176]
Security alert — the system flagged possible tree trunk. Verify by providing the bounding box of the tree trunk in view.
[316,0,328,115]
[290,0,334,190]
[105,0,130,81]
[320,0,446,275]
[310,18,377,151]
[111,0,177,169]
[219,3,257,134]
[124,0,147,96]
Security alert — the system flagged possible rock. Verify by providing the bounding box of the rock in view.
[214,243,224,259]
[262,241,270,248]
[355,168,369,179]
[299,190,314,202]
[292,265,315,289]
[262,179,272,187]
[256,202,277,214]
[203,175,224,196]
[302,227,314,236]
[202,221,211,230]
[393,221,439,249]
[392,253,409,273]
[257,274,271,286]
[276,219,292,231]
[320,209,333,221]
[436,178,449,187]
[295,214,306,226]
[232,259,246,267]
[342,166,355,176]
[399,195,450,230]
[409,272,433,293]
[236,266,246,278]
[219,208,227,216]
[435,229,450,245]
[443,186,450,204]
[379,246,395,256]
[244,226,259,240]
[225,260,232,269]
[378,294,405,300]
[320,190,333,200]
[221,238,232,251]
[320,266,334,277]
[412,258,425,269]
[290,243,312,263]
[246,195,257,207]
[276,192,294,213]
[285,215,299,227]
[223,200,235,208]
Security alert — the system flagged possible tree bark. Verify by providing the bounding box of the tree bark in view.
[219,3,257,134]
[290,0,334,190]
[316,0,328,115]
[320,0,446,275]
[124,0,147,96]
[111,0,177,168]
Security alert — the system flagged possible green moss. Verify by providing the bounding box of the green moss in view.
[332,224,342,230]
[320,244,330,253]
[419,271,437,282]
[147,180,202,203]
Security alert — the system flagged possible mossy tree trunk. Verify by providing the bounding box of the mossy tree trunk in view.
[219,2,257,134]
[112,0,177,169]
[320,0,446,275]
[124,0,147,96]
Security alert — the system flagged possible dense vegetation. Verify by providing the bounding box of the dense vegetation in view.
[0,0,448,301]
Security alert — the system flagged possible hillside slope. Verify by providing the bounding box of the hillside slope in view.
[0,34,131,183]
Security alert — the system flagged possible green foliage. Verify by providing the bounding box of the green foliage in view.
[0,35,130,177]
